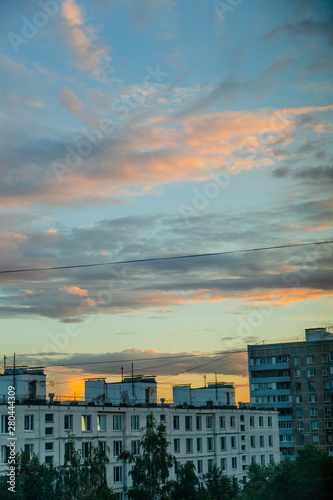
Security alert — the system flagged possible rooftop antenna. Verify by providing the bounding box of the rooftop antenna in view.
[131,363,135,396]
[215,372,218,400]
[121,366,124,382]
[3,355,6,372]
[203,374,207,388]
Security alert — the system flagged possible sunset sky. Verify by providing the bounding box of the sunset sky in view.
[0,0,332,402]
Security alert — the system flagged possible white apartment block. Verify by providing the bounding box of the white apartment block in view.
[0,367,280,499]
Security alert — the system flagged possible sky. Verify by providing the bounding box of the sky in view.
[0,0,333,402]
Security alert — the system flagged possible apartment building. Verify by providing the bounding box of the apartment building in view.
[0,367,279,498]
[248,327,333,460]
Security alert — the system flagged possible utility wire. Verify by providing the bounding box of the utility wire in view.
[0,240,332,274]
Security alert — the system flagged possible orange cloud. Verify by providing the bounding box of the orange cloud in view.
[59,286,88,297]
[61,0,111,79]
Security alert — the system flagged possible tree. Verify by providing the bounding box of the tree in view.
[170,461,200,499]
[205,464,240,500]
[0,436,116,500]
[242,445,333,500]
[119,412,175,499]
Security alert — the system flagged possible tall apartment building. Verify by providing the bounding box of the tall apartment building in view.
[0,367,279,499]
[248,327,333,460]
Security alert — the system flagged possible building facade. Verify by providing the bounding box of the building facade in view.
[248,327,333,460]
[0,368,280,498]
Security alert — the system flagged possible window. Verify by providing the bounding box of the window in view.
[230,416,235,428]
[296,396,303,403]
[323,368,328,376]
[231,436,236,448]
[324,381,330,390]
[45,456,53,465]
[82,415,92,432]
[186,438,193,453]
[295,369,301,377]
[174,461,180,474]
[24,415,34,431]
[45,414,54,423]
[197,438,202,452]
[113,441,123,457]
[160,414,166,423]
[219,416,226,429]
[307,356,314,364]
[113,415,122,431]
[268,435,273,447]
[307,368,315,377]
[232,457,237,470]
[1,446,10,464]
[24,443,34,457]
[173,415,179,430]
[297,409,303,417]
[295,383,302,392]
[185,416,192,431]
[294,357,300,365]
[221,458,227,471]
[131,415,139,431]
[45,427,54,436]
[207,437,214,452]
[97,415,106,431]
[249,416,254,428]
[260,436,264,447]
[197,459,203,474]
[131,440,140,455]
[279,421,292,429]
[220,436,226,451]
[259,416,264,427]
[269,454,274,463]
[240,415,245,422]
[206,416,213,429]
[64,414,73,431]
[324,394,331,403]
[322,354,328,363]
[311,421,319,430]
[196,415,202,430]
[325,408,331,417]
[113,466,123,483]
[241,424,245,431]
[45,442,54,451]
[208,459,214,470]
[261,455,265,466]
[297,421,304,430]
[99,441,106,454]
[82,442,91,459]
[310,408,318,417]
[251,436,255,448]
[174,439,180,453]
[251,456,256,464]
[268,416,272,427]
[1,416,8,434]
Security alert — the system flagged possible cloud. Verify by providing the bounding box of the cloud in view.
[0,199,332,321]
[19,347,249,378]
[61,0,112,79]
[272,164,333,184]
[59,286,88,296]
[1,103,332,209]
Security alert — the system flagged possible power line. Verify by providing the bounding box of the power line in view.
[0,240,332,274]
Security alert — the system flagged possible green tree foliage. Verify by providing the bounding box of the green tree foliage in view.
[119,412,175,499]
[170,461,200,499]
[242,445,333,500]
[0,436,116,500]
[205,464,240,500]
